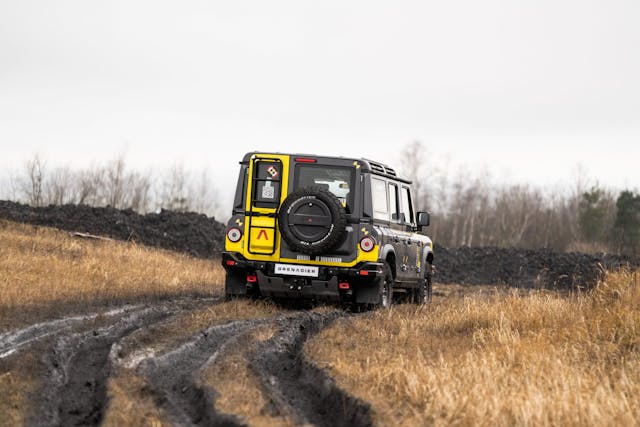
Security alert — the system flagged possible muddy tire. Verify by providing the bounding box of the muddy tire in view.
[351,262,393,312]
[278,186,347,255]
[371,262,393,309]
[413,265,433,304]
[378,262,394,309]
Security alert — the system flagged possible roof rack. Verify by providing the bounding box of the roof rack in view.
[362,158,409,183]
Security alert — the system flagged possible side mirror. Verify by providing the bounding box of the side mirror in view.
[416,211,430,229]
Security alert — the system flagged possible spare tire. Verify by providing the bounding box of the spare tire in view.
[278,186,347,255]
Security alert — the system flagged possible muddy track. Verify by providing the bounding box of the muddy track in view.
[137,319,270,427]
[6,302,373,427]
[26,298,220,427]
[250,311,373,427]
[0,305,141,360]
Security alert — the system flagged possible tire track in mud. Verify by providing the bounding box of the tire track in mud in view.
[15,303,373,427]
[137,319,269,427]
[0,305,141,359]
[27,297,220,427]
[249,311,373,427]
[0,297,219,360]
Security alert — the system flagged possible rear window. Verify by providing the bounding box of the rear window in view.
[294,165,355,213]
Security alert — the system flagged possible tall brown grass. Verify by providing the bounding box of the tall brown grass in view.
[308,272,640,426]
[0,220,224,330]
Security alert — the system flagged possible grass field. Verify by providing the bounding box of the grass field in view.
[307,270,640,426]
[0,220,224,331]
[1,220,638,426]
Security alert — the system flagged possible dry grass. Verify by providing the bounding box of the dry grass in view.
[0,220,224,331]
[307,272,640,426]
[0,352,38,427]
[201,325,295,427]
[102,373,167,427]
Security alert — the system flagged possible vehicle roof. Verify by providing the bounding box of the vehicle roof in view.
[241,151,412,184]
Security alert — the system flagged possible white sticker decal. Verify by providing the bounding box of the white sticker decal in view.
[262,181,275,199]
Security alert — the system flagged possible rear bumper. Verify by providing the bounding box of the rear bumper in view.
[221,252,383,300]
[257,271,342,300]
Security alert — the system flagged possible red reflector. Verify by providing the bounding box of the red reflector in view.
[339,282,350,290]
[359,270,369,276]
[247,273,257,283]
[225,260,236,266]
[294,157,317,163]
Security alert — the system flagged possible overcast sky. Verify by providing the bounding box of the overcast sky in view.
[1,0,639,212]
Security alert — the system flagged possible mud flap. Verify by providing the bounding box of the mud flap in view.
[224,270,247,296]
[354,281,381,304]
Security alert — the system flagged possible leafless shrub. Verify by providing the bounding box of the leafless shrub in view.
[5,153,218,218]
[21,154,46,207]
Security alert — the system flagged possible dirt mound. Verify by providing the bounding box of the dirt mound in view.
[434,245,639,289]
[0,200,226,258]
[2,200,637,289]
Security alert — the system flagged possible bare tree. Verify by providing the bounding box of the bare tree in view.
[191,168,218,215]
[21,154,46,206]
[103,155,127,208]
[76,165,105,206]
[159,162,191,211]
[128,170,152,212]
[46,166,74,205]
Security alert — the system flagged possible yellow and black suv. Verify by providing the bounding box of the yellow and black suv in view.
[221,152,434,309]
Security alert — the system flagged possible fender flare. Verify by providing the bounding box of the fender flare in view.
[378,243,396,265]
[421,248,434,277]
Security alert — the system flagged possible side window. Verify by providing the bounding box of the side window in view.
[389,183,400,222]
[400,187,414,225]
[371,178,389,221]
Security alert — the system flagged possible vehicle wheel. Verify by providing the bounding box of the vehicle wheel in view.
[413,264,433,304]
[278,186,347,255]
[376,262,394,309]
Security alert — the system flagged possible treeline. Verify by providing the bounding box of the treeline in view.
[400,141,640,255]
[2,154,220,217]
[3,148,639,255]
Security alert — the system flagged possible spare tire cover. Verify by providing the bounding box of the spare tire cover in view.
[278,186,347,255]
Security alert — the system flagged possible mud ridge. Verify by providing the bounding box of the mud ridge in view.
[138,319,269,427]
[28,298,218,427]
[0,305,141,359]
[250,311,373,427]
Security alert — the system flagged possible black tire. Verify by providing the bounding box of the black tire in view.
[278,186,347,255]
[376,262,394,309]
[413,264,433,304]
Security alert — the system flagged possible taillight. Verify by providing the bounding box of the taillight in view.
[227,227,242,242]
[359,236,376,252]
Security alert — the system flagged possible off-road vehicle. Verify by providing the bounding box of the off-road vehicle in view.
[221,152,434,309]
